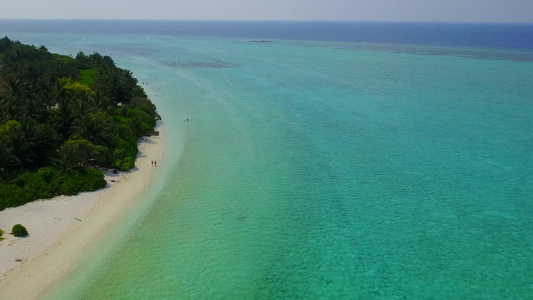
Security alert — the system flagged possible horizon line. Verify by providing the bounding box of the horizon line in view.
[0,18,532,25]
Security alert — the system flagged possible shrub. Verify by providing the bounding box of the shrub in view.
[0,167,107,211]
[79,168,107,190]
[0,183,25,210]
[91,145,112,166]
[12,224,28,237]
[65,139,96,163]
[38,167,56,184]
[58,175,81,195]
[0,229,4,240]
[113,138,137,171]
[115,156,135,171]
[13,170,53,200]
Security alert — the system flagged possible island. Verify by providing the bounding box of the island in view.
[0,37,160,211]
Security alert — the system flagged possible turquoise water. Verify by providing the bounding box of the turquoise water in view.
[3,23,533,298]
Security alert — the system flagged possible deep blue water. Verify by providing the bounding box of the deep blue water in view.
[2,20,533,50]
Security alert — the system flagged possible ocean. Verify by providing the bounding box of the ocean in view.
[1,20,532,299]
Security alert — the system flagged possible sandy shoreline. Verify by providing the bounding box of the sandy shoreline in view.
[0,128,164,299]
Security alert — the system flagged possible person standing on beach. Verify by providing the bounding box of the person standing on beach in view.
[155,160,157,167]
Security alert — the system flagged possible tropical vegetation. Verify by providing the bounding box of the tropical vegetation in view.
[11,224,28,237]
[0,37,160,210]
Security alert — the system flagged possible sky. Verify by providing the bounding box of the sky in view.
[1,0,532,23]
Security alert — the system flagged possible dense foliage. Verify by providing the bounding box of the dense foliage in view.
[12,224,28,237]
[0,37,160,210]
[0,167,107,210]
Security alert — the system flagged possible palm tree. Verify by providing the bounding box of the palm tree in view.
[51,144,82,175]
[70,112,117,148]
[7,124,35,170]
[0,118,60,171]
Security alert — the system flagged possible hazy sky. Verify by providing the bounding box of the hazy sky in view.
[2,0,532,23]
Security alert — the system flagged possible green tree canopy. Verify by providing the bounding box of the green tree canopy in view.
[0,36,161,210]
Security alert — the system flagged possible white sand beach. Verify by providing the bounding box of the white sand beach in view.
[0,129,164,299]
